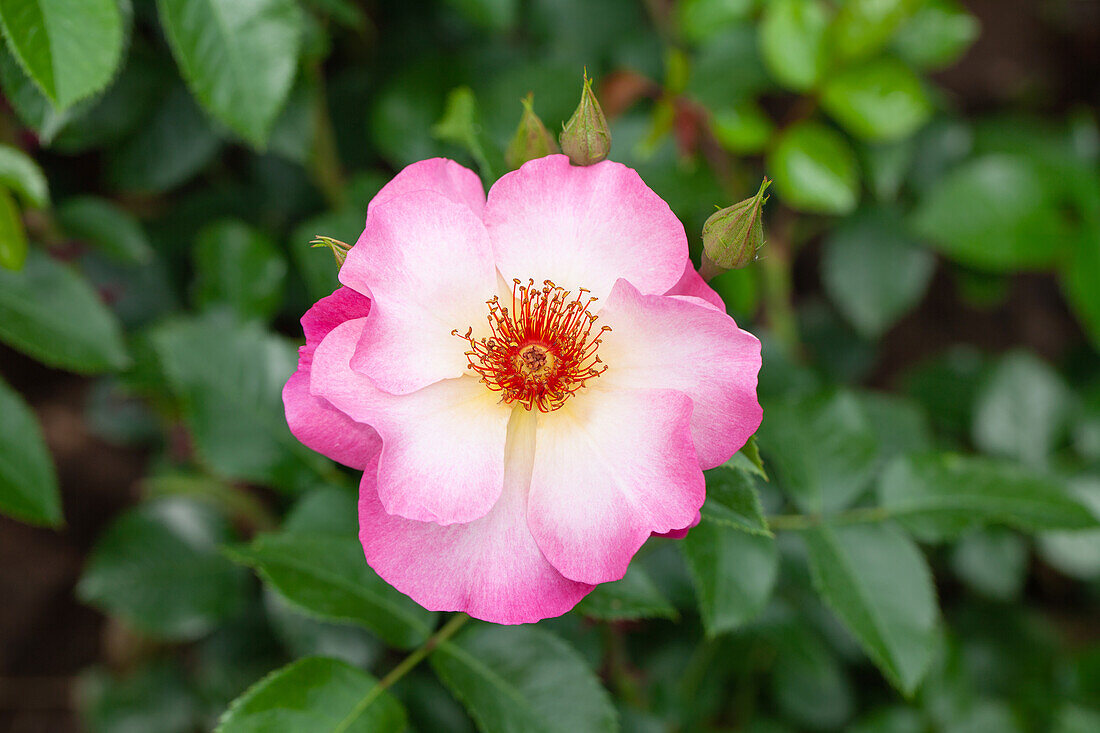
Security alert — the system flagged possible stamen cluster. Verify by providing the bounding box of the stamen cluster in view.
[455,279,610,412]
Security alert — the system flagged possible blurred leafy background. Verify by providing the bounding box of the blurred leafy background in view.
[1,0,1100,731]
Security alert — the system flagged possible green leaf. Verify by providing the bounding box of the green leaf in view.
[682,519,778,636]
[0,184,27,270]
[0,143,47,207]
[108,84,221,193]
[759,0,829,91]
[709,265,759,317]
[950,528,1028,601]
[857,391,933,466]
[77,497,249,639]
[1055,706,1100,733]
[79,660,199,733]
[0,0,124,109]
[392,671,475,733]
[575,563,677,621]
[368,60,456,170]
[0,374,60,526]
[910,154,1071,271]
[893,0,979,71]
[226,533,437,649]
[267,83,316,165]
[685,24,771,109]
[972,351,1069,467]
[830,0,919,61]
[1038,477,1100,580]
[50,46,172,154]
[850,707,925,733]
[900,346,986,441]
[770,623,854,729]
[0,249,129,372]
[302,0,368,30]
[768,121,860,215]
[821,58,933,142]
[217,657,407,733]
[156,0,303,147]
[861,138,917,202]
[710,99,775,155]
[1061,222,1100,351]
[444,0,518,31]
[701,465,771,536]
[264,589,383,669]
[194,615,286,716]
[737,435,768,480]
[56,195,152,264]
[804,522,939,695]
[430,624,617,733]
[432,86,499,182]
[143,472,275,533]
[151,312,324,489]
[758,390,878,513]
[878,453,1100,538]
[676,0,754,44]
[821,208,934,337]
[0,42,70,141]
[283,487,358,536]
[193,220,287,321]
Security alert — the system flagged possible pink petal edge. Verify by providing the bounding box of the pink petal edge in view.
[665,260,726,311]
[283,287,381,469]
[358,412,594,624]
[598,278,763,469]
[484,154,689,303]
[527,387,706,585]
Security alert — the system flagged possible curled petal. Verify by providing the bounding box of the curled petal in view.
[283,287,380,469]
[598,279,762,469]
[665,260,726,311]
[655,511,701,540]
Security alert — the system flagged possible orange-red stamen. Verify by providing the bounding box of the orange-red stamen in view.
[453,279,610,412]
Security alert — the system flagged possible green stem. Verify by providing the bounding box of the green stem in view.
[760,211,799,355]
[334,614,471,732]
[309,62,347,211]
[602,624,642,706]
[767,506,891,532]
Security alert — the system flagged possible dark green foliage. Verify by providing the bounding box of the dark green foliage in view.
[0,2,1097,732]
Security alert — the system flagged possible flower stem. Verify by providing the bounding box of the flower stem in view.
[760,211,799,355]
[309,61,347,211]
[767,506,892,531]
[334,613,471,731]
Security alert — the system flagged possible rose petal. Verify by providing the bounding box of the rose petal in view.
[283,287,381,469]
[598,279,762,469]
[654,511,701,540]
[368,157,485,217]
[312,318,510,524]
[485,154,688,303]
[358,409,593,624]
[527,387,705,584]
[339,190,497,395]
[665,260,726,311]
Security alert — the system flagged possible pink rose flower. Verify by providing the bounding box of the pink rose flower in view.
[283,155,762,624]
